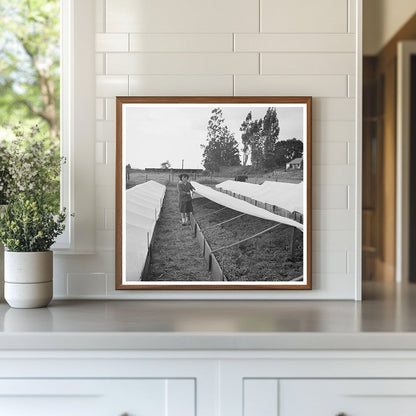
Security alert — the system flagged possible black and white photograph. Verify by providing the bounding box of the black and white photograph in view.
[116,97,311,290]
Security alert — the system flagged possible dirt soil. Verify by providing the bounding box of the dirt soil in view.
[145,183,212,281]
[193,198,303,282]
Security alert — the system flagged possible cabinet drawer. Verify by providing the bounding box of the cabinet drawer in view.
[0,379,195,416]
[280,379,416,416]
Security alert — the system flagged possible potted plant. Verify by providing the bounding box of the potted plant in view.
[0,197,66,308]
[0,124,65,308]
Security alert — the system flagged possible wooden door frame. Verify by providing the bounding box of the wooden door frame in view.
[396,41,416,282]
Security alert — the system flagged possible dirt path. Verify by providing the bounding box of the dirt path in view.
[145,184,212,281]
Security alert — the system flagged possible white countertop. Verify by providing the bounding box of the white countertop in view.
[1,282,416,350]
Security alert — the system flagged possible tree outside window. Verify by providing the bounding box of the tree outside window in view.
[0,0,60,207]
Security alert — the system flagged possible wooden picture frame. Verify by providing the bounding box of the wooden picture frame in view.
[116,96,312,290]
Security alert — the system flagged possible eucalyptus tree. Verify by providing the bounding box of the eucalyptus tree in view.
[202,108,240,172]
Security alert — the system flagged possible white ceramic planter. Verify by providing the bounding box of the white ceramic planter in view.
[4,251,53,308]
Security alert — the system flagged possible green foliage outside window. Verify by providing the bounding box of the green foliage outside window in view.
[0,0,60,209]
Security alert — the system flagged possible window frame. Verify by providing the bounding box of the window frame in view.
[53,0,96,253]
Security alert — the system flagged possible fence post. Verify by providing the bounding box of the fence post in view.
[289,226,296,260]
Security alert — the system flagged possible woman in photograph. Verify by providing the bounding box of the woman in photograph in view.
[177,173,195,226]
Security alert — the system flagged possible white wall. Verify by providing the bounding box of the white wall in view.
[364,0,416,55]
[53,0,360,300]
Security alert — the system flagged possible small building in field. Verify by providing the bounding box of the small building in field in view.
[286,157,303,170]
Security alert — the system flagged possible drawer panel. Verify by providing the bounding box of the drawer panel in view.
[280,380,416,416]
[0,379,195,416]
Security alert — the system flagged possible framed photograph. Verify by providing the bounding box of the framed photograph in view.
[116,96,311,290]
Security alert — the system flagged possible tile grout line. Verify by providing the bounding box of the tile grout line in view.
[347,185,350,210]
[233,74,236,96]
[259,0,262,32]
[103,0,106,33]
[347,141,350,164]
[347,0,351,33]
[259,53,262,75]
[346,74,349,97]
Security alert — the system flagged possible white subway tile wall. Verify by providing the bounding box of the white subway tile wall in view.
[349,0,357,33]
[261,0,348,33]
[261,53,355,75]
[96,75,128,97]
[105,98,116,120]
[67,273,107,296]
[95,53,105,75]
[96,142,106,164]
[313,185,349,210]
[105,0,260,33]
[313,142,349,165]
[313,121,355,141]
[312,210,355,231]
[96,164,115,187]
[313,165,355,185]
[96,33,129,52]
[348,75,357,98]
[128,75,234,96]
[96,98,105,120]
[63,0,359,299]
[312,98,355,121]
[235,75,348,97]
[129,34,234,52]
[106,53,260,75]
[235,34,356,53]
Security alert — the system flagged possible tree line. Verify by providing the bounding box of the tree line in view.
[201,107,303,172]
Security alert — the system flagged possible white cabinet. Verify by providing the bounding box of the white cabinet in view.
[237,379,416,416]
[0,353,217,416]
[280,380,416,416]
[0,379,195,416]
[1,350,416,415]
[219,354,416,415]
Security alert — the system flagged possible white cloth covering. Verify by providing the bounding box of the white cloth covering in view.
[215,180,303,214]
[192,181,303,231]
[125,181,166,281]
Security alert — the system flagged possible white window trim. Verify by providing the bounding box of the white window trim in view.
[53,0,96,254]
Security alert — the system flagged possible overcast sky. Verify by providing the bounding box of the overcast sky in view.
[124,104,305,169]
